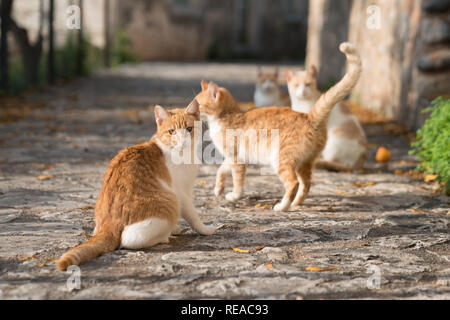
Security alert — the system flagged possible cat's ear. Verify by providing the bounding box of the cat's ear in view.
[307,65,318,78]
[185,99,200,119]
[201,80,208,91]
[208,81,221,102]
[286,68,294,82]
[154,105,169,126]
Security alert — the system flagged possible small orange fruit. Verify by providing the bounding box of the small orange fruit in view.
[375,147,391,163]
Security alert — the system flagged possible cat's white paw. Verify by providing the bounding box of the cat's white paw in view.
[214,186,224,197]
[225,192,241,202]
[171,225,182,236]
[200,225,216,236]
[273,201,290,212]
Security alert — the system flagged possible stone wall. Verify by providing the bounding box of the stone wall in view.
[307,0,450,131]
[116,0,309,61]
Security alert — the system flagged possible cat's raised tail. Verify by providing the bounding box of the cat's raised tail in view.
[308,42,362,127]
[57,227,121,271]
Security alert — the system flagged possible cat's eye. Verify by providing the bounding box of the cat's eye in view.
[186,127,193,132]
[168,129,176,135]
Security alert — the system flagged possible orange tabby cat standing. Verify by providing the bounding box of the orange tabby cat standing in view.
[57,100,214,271]
[195,43,362,212]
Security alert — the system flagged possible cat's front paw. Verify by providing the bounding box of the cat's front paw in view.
[225,192,241,202]
[200,225,216,236]
[171,225,182,236]
[214,186,224,197]
[273,200,290,212]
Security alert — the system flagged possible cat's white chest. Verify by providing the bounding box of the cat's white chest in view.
[155,139,198,193]
[291,99,314,114]
[254,89,282,107]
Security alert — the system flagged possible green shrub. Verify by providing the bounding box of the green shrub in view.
[410,97,450,194]
[111,29,139,67]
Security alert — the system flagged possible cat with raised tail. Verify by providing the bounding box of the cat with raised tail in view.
[286,53,367,172]
[57,100,215,271]
[195,42,362,212]
[254,67,291,107]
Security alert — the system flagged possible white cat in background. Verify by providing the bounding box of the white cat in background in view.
[254,67,291,107]
[286,66,368,171]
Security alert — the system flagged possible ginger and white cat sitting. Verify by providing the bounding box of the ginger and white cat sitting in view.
[57,100,214,271]
[254,68,291,107]
[286,66,367,171]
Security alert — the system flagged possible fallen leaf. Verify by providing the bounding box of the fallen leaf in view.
[327,206,334,212]
[38,263,45,268]
[323,228,331,233]
[261,204,271,210]
[80,205,95,210]
[255,246,265,251]
[232,247,249,253]
[394,169,405,176]
[18,255,37,262]
[37,175,54,181]
[196,180,207,185]
[408,208,425,214]
[353,181,377,188]
[44,258,57,261]
[306,266,339,272]
[83,233,93,238]
[266,262,273,268]
[424,174,438,183]
[254,203,262,208]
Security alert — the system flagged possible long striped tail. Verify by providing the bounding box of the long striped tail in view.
[308,42,362,127]
[57,227,121,271]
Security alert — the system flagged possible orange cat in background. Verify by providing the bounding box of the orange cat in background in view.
[195,43,362,212]
[57,100,214,271]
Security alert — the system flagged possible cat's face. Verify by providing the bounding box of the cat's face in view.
[195,81,236,120]
[154,100,200,150]
[286,66,319,100]
[256,69,279,93]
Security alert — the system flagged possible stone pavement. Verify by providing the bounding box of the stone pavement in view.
[0,62,448,299]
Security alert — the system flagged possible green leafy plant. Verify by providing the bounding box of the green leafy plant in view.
[410,97,450,194]
[111,29,139,67]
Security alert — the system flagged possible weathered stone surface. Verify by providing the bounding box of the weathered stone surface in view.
[417,49,450,72]
[421,17,450,45]
[0,63,448,299]
[422,0,450,13]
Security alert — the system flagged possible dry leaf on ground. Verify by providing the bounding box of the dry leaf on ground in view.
[306,266,339,272]
[80,205,95,210]
[232,247,249,253]
[408,208,426,214]
[37,175,54,181]
[424,174,438,183]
